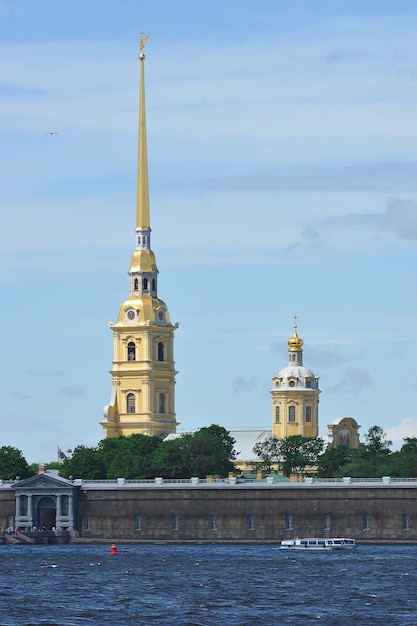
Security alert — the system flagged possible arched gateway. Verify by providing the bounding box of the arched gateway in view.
[13,473,77,531]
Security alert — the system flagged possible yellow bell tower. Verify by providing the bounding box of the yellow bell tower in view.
[101,36,178,438]
[271,320,320,439]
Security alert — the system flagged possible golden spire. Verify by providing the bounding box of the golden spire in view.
[136,33,150,231]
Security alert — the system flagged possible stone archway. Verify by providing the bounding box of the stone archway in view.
[36,496,56,529]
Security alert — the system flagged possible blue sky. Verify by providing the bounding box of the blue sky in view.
[1,0,417,464]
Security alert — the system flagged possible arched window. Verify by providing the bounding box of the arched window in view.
[247,514,255,531]
[285,514,293,530]
[127,393,135,414]
[171,514,179,531]
[127,342,136,361]
[209,514,217,531]
[402,514,410,531]
[159,393,166,413]
[322,514,331,530]
[157,342,164,361]
[275,406,280,423]
[288,405,296,423]
[134,515,142,531]
[83,515,91,530]
[363,514,371,531]
[134,278,139,290]
[152,278,156,291]
[143,278,148,290]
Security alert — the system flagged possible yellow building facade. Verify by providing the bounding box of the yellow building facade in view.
[271,322,320,438]
[100,38,178,438]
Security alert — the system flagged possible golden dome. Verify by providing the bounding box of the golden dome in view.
[288,322,304,350]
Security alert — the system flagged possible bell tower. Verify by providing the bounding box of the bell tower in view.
[101,36,178,438]
[271,319,320,439]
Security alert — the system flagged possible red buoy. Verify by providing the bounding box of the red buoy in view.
[110,543,119,555]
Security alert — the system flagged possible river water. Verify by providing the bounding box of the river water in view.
[1,543,416,625]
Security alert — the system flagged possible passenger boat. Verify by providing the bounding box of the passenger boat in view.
[280,537,357,550]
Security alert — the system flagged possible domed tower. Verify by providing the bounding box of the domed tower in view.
[100,36,178,439]
[271,320,320,438]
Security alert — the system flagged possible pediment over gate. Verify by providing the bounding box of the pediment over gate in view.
[13,472,75,492]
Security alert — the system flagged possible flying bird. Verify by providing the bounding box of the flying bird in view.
[45,132,58,135]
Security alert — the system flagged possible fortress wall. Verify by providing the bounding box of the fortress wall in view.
[74,485,417,541]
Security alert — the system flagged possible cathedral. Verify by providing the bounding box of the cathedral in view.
[100,37,178,439]
[99,38,360,452]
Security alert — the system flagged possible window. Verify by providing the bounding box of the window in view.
[275,406,280,423]
[134,515,142,531]
[247,514,255,531]
[152,278,156,291]
[19,496,28,516]
[288,406,296,423]
[83,515,91,531]
[402,514,410,531]
[171,514,179,531]
[159,393,166,413]
[209,514,217,531]
[285,514,293,531]
[306,379,311,387]
[143,278,148,290]
[322,514,331,530]
[157,341,164,361]
[305,406,312,423]
[134,278,139,290]
[127,342,136,361]
[61,495,69,516]
[289,380,295,387]
[363,514,371,531]
[127,393,135,414]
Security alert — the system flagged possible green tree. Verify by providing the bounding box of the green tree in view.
[363,425,392,457]
[98,434,162,479]
[388,437,417,478]
[280,435,324,477]
[316,445,354,478]
[59,445,106,480]
[0,446,34,480]
[253,436,282,473]
[186,425,236,477]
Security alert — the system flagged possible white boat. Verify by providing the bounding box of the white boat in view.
[280,537,357,550]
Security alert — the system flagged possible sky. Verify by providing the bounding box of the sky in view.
[1,0,417,464]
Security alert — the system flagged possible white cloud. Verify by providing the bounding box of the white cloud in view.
[386,419,417,447]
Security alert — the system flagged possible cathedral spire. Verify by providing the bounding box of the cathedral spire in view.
[136,34,150,234]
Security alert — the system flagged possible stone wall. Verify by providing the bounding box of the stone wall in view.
[74,484,417,542]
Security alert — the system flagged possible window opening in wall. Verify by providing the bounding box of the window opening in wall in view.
[247,514,255,531]
[127,393,135,414]
[285,514,293,531]
[159,393,166,414]
[84,515,91,530]
[275,406,280,423]
[152,278,156,291]
[288,406,296,423]
[134,515,142,531]
[61,495,69,516]
[322,514,331,530]
[306,379,311,387]
[363,514,371,531]
[171,514,179,531]
[157,341,164,361]
[134,278,139,290]
[209,514,217,531]
[305,406,312,423]
[402,514,410,531]
[143,278,148,290]
[127,342,136,361]
[20,495,28,516]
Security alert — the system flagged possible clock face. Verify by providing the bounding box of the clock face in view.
[127,310,135,320]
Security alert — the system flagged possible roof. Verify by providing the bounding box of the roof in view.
[164,430,273,463]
